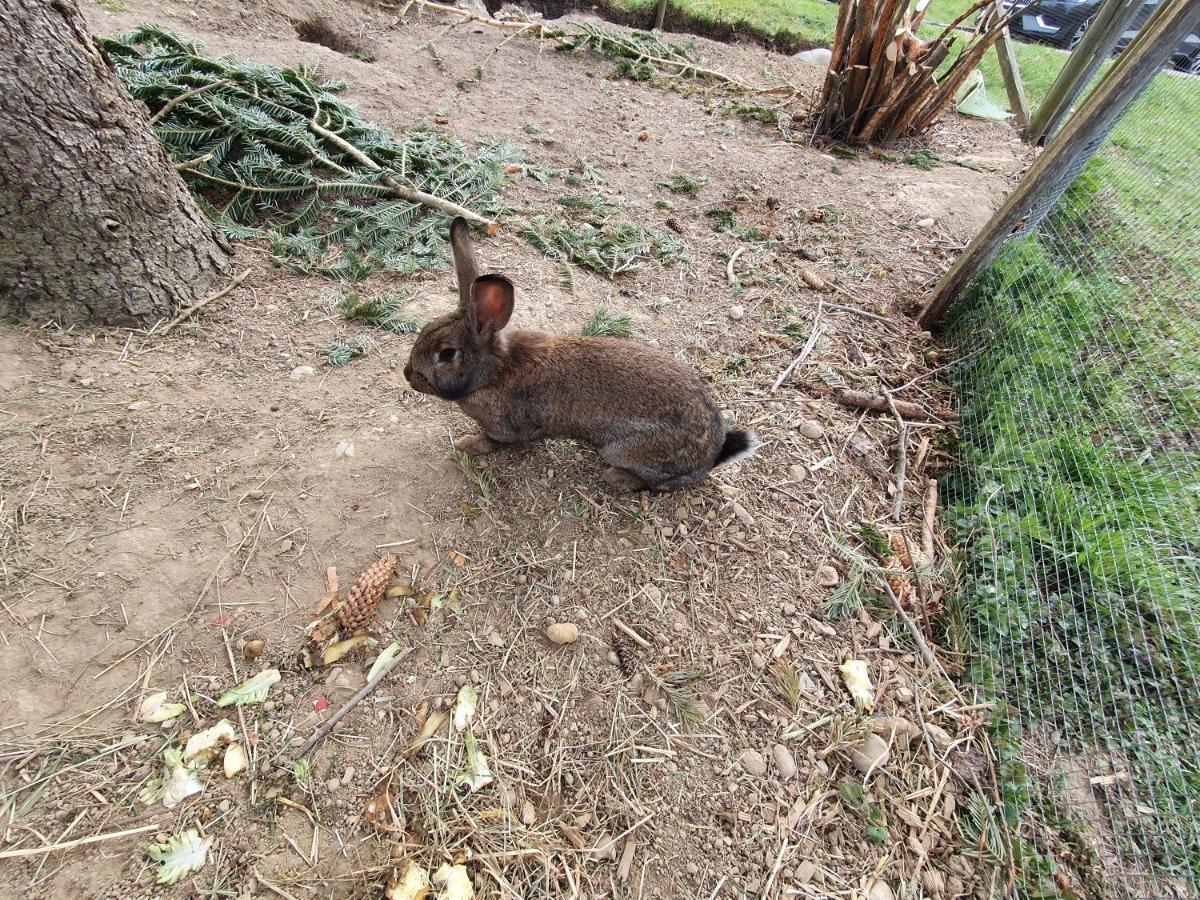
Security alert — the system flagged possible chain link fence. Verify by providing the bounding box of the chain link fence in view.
[943,54,1200,898]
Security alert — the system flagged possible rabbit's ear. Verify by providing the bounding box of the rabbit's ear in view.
[468,274,514,339]
[450,217,480,311]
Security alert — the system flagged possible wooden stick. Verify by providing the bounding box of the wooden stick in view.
[612,616,652,650]
[835,388,932,420]
[289,647,413,760]
[307,118,498,233]
[148,79,229,125]
[888,397,909,522]
[921,477,938,564]
[880,579,939,672]
[0,823,159,859]
[155,268,250,336]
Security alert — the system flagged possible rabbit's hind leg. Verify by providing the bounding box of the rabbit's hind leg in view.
[599,436,704,493]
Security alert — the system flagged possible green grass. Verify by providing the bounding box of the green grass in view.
[945,119,1200,893]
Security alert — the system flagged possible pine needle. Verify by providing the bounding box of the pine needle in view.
[581,308,633,338]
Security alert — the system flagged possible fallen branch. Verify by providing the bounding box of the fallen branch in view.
[887,391,909,522]
[155,268,250,336]
[0,823,159,859]
[772,306,824,392]
[921,477,938,564]
[404,0,792,95]
[726,246,746,286]
[835,388,930,420]
[148,79,229,125]
[308,117,498,234]
[289,646,413,760]
[880,578,939,673]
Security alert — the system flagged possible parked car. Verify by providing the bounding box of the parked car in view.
[995,0,1200,73]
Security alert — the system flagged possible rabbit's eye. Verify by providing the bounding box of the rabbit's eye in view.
[436,348,459,365]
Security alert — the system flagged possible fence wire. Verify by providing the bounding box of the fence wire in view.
[945,62,1200,898]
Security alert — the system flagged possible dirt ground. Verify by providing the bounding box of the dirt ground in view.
[0,1,1033,897]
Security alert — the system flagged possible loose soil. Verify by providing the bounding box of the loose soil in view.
[0,1,1033,897]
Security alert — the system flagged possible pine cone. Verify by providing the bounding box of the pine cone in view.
[337,554,398,631]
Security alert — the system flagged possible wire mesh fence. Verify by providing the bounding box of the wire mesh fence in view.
[943,57,1200,898]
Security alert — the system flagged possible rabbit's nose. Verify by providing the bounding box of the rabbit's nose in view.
[403,364,413,383]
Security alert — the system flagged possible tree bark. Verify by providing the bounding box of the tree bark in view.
[0,0,232,326]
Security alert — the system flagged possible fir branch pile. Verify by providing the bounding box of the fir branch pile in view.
[103,27,528,280]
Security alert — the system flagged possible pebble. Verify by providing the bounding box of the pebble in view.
[895,685,914,703]
[521,800,536,825]
[916,217,936,229]
[788,464,808,482]
[732,502,754,527]
[289,365,315,380]
[772,743,797,780]
[737,748,767,777]
[795,860,817,883]
[817,565,840,587]
[334,441,355,459]
[326,777,341,793]
[487,630,506,648]
[727,305,745,321]
[850,733,891,776]
[546,622,579,645]
[868,880,896,900]
[342,766,355,785]
[278,539,293,553]
[925,723,953,751]
[798,420,824,440]
[217,799,232,814]
[127,400,149,411]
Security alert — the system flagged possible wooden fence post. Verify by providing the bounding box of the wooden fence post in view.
[1025,0,1142,143]
[989,0,1030,129]
[917,0,1200,330]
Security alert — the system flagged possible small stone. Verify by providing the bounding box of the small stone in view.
[793,47,832,67]
[279,539,293,553]
[732,502,754,527]
[798,420,824,440]
[521,799,536,826]
[772,743,797,780]
[127,400,149,411]
[868,880,896,900]
[916,217,936,229]
[727,305,745,321]
[546,622,579,645]
[326,777,341,793]
[925,723,953,751]
[487,630,506,648]
[342,766,355,785]
[289,365,315,380]
[334,441,355,459]
[817,565,840,587]
[243,638,266,660]
[895,685,914,703]
[788,464,808,482]
[642,584,663,603]
[850,733,891,776]
[737,749,768,777]
[217,799,232,814]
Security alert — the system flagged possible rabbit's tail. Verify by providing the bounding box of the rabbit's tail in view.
[714,430,760,468]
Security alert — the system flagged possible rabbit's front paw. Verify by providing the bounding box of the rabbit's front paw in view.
[455,433,500,456]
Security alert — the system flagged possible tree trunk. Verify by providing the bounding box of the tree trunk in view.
[0,0,232,326]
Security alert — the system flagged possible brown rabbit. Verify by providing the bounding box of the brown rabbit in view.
[404,218,759,491]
